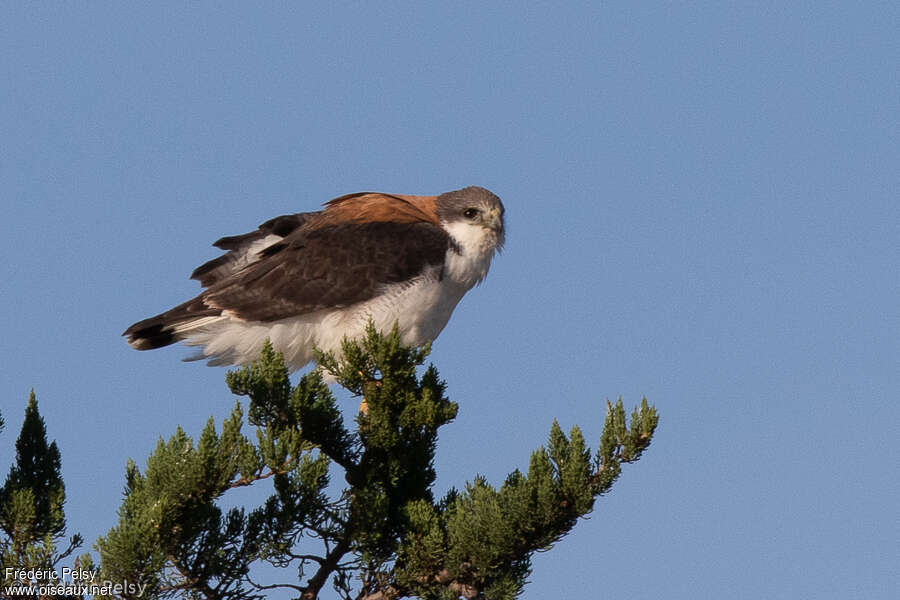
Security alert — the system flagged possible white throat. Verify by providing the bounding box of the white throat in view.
[441,220,500,288]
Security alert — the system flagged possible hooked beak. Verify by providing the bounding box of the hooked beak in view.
[483,207,503,232]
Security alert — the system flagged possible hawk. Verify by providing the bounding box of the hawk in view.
[124,186,505,371]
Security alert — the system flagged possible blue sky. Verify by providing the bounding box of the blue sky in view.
[1,3,898,598]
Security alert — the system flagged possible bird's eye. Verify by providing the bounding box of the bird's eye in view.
[464,208,479,219]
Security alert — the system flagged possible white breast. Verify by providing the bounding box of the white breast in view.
[182,263,478,371]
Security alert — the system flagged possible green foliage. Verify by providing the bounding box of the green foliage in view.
[0,390,85,597]
[97,404,269,600]
[97,324,659,599]
[1,391,66,541]
[393,406,657,600]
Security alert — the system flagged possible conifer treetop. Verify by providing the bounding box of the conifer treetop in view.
[98,325,658,600]
[1,390,86,597]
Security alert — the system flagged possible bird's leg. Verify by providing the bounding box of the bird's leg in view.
[358,369,369,414]
[358,371,382,415]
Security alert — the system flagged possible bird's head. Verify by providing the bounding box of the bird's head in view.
[435,186,506,253]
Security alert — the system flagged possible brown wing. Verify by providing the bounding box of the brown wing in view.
[202,220,450,321]
[190,212,319,287]
[190,193,440,287]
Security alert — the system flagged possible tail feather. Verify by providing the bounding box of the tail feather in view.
[123,296,221,350]
[124,321,177,350]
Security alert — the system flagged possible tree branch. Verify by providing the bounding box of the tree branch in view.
[301,537,352,600]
